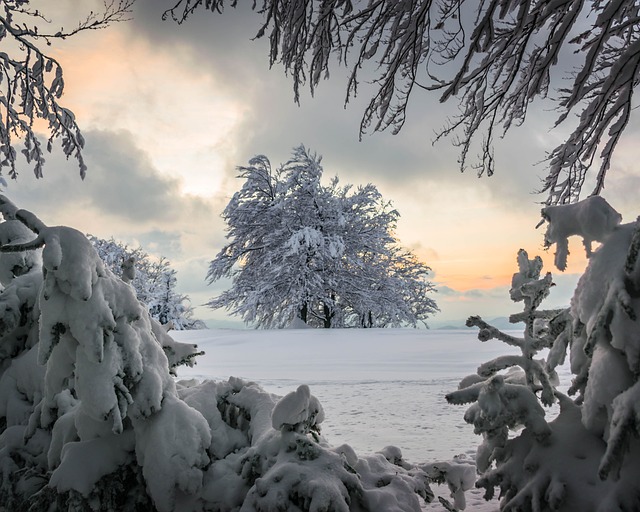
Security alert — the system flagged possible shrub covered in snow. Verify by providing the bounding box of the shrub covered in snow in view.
[88,235,205,330]
[451,197,640,511]
[0,197,466,511]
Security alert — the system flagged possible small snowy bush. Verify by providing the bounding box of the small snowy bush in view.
[88,235,205,330]
[0,197,464,511]
[451,197,640,511]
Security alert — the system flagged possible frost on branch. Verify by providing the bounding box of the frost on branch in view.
[450,205,640,510]
[168,1,640,203]
[537,196,621,271]
[0,1,134,180]
[88,235,205,331]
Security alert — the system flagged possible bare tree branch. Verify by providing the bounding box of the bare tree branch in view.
[0,0,134,180]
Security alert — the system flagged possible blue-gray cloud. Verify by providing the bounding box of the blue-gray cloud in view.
[5,129,214,226]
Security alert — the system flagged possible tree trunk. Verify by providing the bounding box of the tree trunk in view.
[300,303,308,324]
[323,303,332,328]
[361,311,374,328]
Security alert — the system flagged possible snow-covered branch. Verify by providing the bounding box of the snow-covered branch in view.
[0,0,133,180]
[451,201,640,509]
[166,0,640,203]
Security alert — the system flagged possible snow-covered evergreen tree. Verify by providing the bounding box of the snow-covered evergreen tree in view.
[0,195,208,510]
[448,196,640,511]
[88,235,204,330]
[208,145,438,328]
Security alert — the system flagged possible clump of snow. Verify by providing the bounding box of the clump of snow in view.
[537,195,622,270]
[423,460,475,510]
[49,430,134,496]
[288,316,312,329]
[570,218,640,486]
[271,384,325,433]
[448,374,551,472]
[151,317,203,375]
[509,249,543,302]
[0,220,40,286]
[0,347,43,428]
[134,394,211,512]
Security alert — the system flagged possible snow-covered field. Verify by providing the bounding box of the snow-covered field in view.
[173,327,571,511]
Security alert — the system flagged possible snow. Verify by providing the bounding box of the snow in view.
[271,384,325,432]
[538,196,621,271]
[1,196,634,511]
[173,327,572,511]
[423,461,476,509]
[49,430,134,496]
[133,394,211,512]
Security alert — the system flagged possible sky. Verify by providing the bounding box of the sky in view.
[7,0,640,328]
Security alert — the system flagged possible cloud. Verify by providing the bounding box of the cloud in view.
[4,125,231,325]
[4,128,228,275]
[19,0,637,330]
[7,129,211,224]
[79,130,187,221]
[46,1,640,213]
[436,285,460,297]
[125,1,571,209]
[130,229,184,260]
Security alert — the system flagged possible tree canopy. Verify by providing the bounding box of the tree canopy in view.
[166,0,640,204]
[207,145,438,328]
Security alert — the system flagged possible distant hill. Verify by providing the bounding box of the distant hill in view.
[433,316,523,331]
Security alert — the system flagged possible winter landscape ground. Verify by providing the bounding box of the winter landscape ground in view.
[0,195,638,511]
[173,327,571,511]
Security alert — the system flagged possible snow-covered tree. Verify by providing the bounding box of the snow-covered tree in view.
[0,196,462,511]
[448,196,640,510]
[166,1,639,204]
[0,0,133,180]
[0,195,208,510]
[208,145,438,328]
[88,235,205,330]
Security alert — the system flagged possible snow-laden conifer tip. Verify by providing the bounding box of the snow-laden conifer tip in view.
[539,196,621,271]
[271,384,325,433]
